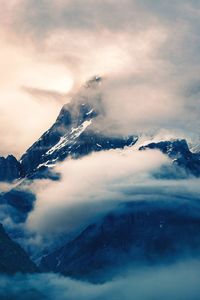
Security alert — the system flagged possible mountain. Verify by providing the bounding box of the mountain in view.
[19,99,135,178]
[1,76,200,283]
[1,77,200,218]
[0,76,137,225]
[0,155,21,182]
[0,189,36,215]
[0,223,38,274]
[0,77,136,183]
[40,199,200,282]
[1,77,200,184]
[139,139,200,177]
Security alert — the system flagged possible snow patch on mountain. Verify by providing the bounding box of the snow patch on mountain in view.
[46,120,92,155]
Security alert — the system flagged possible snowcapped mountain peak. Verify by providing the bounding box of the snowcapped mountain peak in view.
[3,75,200,183]
[70,77,104,119]
[46,119,93,156]
[17,76,135,178]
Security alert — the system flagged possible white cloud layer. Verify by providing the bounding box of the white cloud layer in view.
[26,147,169,235]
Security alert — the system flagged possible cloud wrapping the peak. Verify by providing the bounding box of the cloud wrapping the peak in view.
[0,0,200,155]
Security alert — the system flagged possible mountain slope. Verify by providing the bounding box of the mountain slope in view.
[0,155,21,182]
[40,199,200,282]
[19,78,136,178]
[0,224,38,274]
[0,77,136,183]
[1,77,200,183]
[139,139,200,177]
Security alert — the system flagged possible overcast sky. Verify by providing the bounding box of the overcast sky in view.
[1,0,200,157]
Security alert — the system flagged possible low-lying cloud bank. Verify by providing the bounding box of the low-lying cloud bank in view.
[25,145,200,240]
[0,259,200,300]
[26,147,169,235]
[1,146,200,258]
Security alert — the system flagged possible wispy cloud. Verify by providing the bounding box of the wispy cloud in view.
[0,0,200,155]
[26,147,169,235]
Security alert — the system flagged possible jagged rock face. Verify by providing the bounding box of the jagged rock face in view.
[0,79,136,214]
[20,100,136,178]
[1,78,200,182]
[139,139,200,177]
[0,155,21,182]
[40,200,200,283]
[0,189,36,214]
[19,104,74,176]
[0,224,38,274]
[19,78,104,176]
[0,78,137,183]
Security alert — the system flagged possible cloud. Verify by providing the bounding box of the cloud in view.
[1,0,200,153]
[22,87,70,105]
[0,259,200,300]
[0,35,73,157]
[23,145,200,255]
[26,147,169,235]
[1,145,199,258]
[0,182,18,193]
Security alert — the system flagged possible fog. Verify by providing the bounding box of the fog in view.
[0,259,200,300]
[26,147,169,235]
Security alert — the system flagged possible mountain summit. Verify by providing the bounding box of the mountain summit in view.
[19,77,135,178]
[0,76,200,183]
